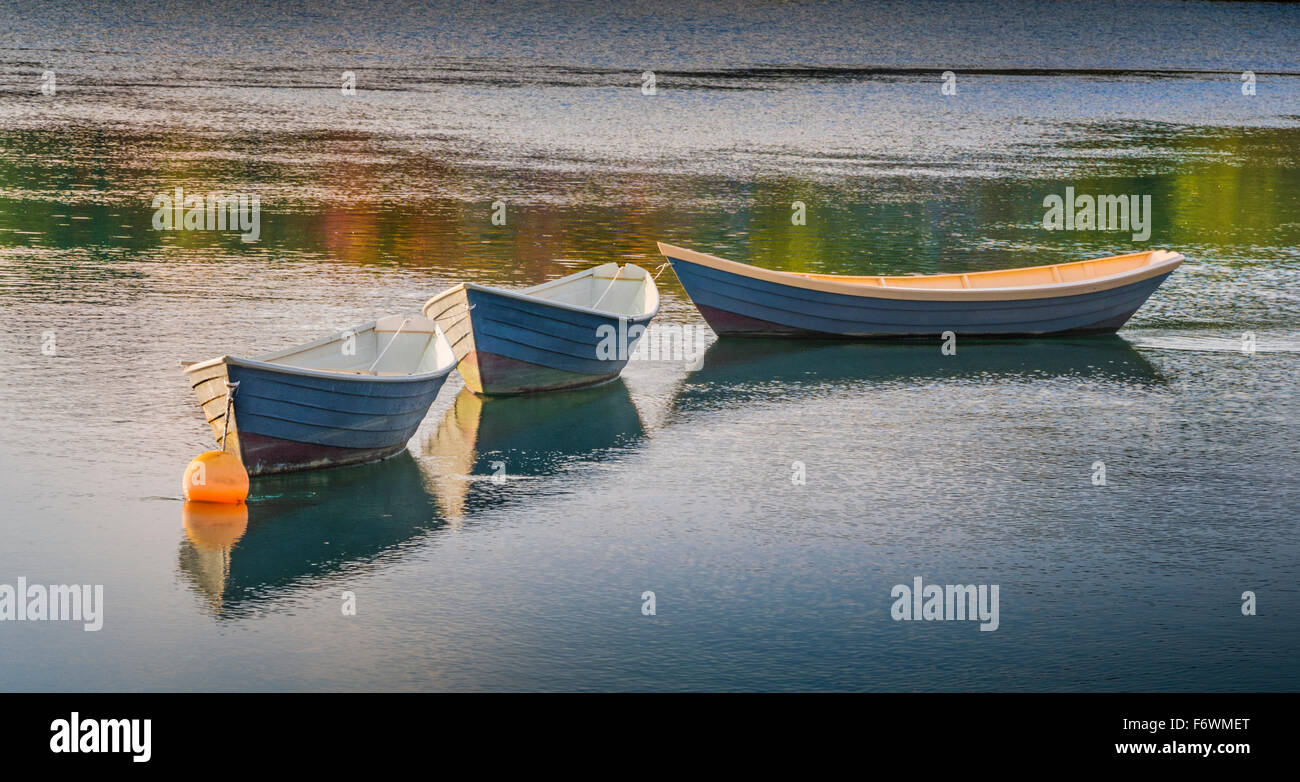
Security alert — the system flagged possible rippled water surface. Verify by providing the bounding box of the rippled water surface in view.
[0,0,1297,691]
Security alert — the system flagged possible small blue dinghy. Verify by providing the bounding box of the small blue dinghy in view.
[658,243,1183,338]
[423,262,659,395]
[183,315,457,475]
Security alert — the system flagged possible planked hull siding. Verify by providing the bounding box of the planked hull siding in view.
[188,359,450,476]
[426,283,654,395]
[665,253,1174,338]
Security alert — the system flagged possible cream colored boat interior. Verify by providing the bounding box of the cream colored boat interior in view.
[254,314,455,376]
[520,262,659,316]
[801,250,1177,290]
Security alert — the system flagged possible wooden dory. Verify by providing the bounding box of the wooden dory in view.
[183,315,457,476]
[423,262,659,395]
[658,243,1184,338]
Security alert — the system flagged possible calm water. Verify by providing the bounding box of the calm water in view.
[0,0,1297,691]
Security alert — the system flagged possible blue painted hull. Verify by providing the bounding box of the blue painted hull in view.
[428,283,655,395]
[666,253,1173,338]
[191,361,450,475]
[227,363,449,447]
[466,285,652,372]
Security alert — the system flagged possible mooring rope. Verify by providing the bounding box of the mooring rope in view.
[220,380,240,451]
[436,302,476,332]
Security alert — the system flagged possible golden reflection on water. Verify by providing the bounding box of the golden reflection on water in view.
[2,126,1297,294]
[178,501,249,614]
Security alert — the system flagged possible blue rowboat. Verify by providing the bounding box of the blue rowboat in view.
[423,262,660,395]
[657,243,1184,338]
[182,315,457,476]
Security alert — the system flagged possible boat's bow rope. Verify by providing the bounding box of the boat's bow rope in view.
[220,380,240,451]
[437,302,476,331]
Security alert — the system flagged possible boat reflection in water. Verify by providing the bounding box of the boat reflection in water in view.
[180,380,647,615]
[178,452,442,616]
[671,336,1162,411]
[424,381,645,520]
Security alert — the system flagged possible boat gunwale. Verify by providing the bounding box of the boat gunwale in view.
[183,318,458,384]
[422,262,661,323]
[657,243,1185,302]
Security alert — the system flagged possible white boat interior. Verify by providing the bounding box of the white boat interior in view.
[252,314,456,377]
[509,262,659,316]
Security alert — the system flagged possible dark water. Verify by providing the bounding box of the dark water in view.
[0,0,1297,691]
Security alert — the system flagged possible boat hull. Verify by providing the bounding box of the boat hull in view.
[426,284,653,395]
[187,359,450,476]
[665,251,1174,338]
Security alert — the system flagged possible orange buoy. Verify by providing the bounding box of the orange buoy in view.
[182,449,249,504]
